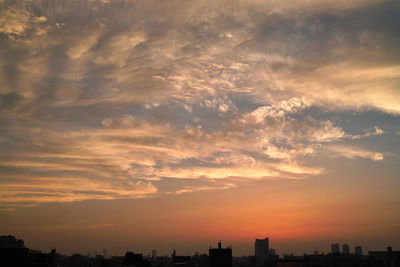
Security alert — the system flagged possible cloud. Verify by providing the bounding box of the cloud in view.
[0,0,49,38]
[240,97,311,124]
[164,183,236,196]
[0,0,397,207]
[85,223,114,230]
[25,221,115,231]
[0,1,30,37]
[326,145,384,161]
[351,126,384,139]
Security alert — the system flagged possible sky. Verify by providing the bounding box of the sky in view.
[0,0,399,257]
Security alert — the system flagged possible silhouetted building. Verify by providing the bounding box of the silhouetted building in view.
[192,253,209,267]
[331,244,340,255]
[278,253,383,267]
[0,247,29,266]
[0,236,52,267]
[69,254,88,267]
[103,248,107,259]
[209,241,232,267]
[4,234,400,267]
[277,258,310,267]
[49,248,57,267]
[0,235,25,248]
[124,251,150,267]
[355,246,363,257]
[172,249,194,267]
[255,237,269,266]
[342,244,350,255]
[369,247,400,267]
[154,256,170,267]
[152,249,157,263]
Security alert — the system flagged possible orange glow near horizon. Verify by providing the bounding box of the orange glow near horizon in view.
[0,0,400,256]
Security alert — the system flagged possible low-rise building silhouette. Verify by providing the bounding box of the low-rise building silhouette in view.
[369,247,400,267]
[124,251,151,267]
[209,241,232,267]
[172,249,194,267]
[0,235,25,248]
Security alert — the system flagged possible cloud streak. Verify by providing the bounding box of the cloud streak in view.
[0,0,398,207]
[325,146,384,161]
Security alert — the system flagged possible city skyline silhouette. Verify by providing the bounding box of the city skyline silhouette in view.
[1,235,399,266]
[0,0,399,265]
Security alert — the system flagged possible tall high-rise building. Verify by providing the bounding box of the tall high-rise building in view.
[103,248,107,259]
[209,241,232,267]
[342,244,350,255]
[152,249,157,263]
[331,243,340,255]
[255,237,269,266]
[355,246,363,256]
[49,248,56,267]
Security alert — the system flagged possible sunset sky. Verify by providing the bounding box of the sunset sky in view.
[0,0,399,256]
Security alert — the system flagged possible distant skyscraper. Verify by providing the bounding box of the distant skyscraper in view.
[209,241,232,267]
[355,246,363,256]
[50,248,56,267]
[331,243,340,255]
[103,248,107,258]
[342,244,350,255]
[152,249,157,263]
[255,237,269,265]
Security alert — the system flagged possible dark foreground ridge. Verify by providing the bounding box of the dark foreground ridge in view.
[0,235,399,267]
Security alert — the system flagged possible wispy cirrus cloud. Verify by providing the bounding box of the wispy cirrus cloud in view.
[0,0,398,208]
[325,145,384,161]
